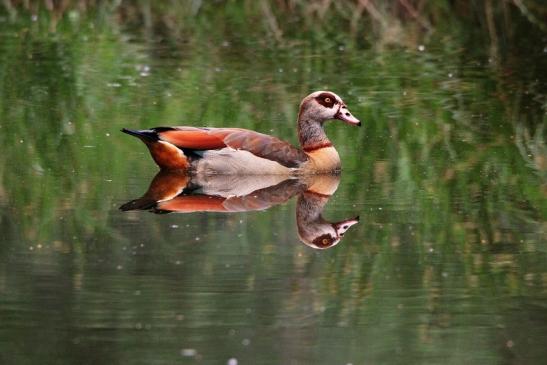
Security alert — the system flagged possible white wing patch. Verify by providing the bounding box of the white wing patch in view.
[195,148,294,176]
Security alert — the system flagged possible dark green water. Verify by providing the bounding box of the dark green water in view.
[0,6,546,365]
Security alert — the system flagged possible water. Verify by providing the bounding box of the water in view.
[0,6,546,365]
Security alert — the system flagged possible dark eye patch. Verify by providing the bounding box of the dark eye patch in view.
[312,233,334,248]
[315,92,336,108]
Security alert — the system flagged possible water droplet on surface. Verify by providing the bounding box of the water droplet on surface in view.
[181,349,196,357]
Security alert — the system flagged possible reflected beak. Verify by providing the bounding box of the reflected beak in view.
[335,105,361,126]
[334,215,360,236]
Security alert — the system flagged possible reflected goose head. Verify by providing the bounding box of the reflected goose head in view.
[297,210,360,249]
[299,91,361,126]
[296,175,359,249]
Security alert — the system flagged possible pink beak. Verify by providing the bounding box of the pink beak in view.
[335,105,361,126]
[334,216,360,237]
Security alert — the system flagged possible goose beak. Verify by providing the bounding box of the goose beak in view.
[335,105,361,126]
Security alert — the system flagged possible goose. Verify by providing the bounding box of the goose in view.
[122,91,360,174]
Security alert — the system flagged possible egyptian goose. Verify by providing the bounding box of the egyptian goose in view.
[122,91,360,174]
[120,171,359,249]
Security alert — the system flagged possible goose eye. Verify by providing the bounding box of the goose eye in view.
[324,97,331,103]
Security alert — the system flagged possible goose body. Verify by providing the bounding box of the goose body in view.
[122,91,360,174]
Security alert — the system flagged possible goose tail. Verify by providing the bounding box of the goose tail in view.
[121,128,159,143]
[122,128,189,170]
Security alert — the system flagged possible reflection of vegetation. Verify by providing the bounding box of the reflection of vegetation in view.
[0,3,545,365]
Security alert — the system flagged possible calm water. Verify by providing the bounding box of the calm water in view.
[0,7,546,365]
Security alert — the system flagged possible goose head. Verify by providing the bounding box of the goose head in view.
[299,91,361,126]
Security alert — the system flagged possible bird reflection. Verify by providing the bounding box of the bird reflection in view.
[120,171,359,249]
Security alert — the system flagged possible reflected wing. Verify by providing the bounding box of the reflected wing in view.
[158,195,229,212]
[156,127,308,168]
[222,178,307,211]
